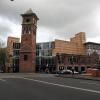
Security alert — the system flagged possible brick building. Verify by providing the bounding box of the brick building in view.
[56,53,99,72]
[84,42,100,58]
[13,43,20,72]
[7,37,20,58]
[19,9,39,72]
[53,32,86,56]
[6,37,20,72]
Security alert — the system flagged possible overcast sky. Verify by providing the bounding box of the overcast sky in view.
[0,0,100,44]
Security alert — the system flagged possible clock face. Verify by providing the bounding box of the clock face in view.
[26,18,30,23]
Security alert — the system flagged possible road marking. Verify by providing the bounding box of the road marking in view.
[80,82,100,86]
[22,77,100,94]
[0,79,6,82]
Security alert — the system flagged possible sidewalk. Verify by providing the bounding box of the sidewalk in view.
[55,74,100,81]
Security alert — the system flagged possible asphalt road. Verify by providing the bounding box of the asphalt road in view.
[0,73,100,100]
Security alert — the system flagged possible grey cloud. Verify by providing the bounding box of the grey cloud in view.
[0,24,12,42]
[0,26,11,35]
[0,20,12,36]
[0,0,100,41]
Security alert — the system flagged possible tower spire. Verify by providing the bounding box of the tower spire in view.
[25,8,34,14]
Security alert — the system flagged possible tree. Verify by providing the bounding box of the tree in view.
[0,39,5,48]
[0,39,7,72]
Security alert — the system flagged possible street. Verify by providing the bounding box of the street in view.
[0,73,100,100]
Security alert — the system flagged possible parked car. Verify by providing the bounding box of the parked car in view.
[60,69,79,74]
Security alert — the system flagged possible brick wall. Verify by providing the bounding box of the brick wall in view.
[53,32,86,56]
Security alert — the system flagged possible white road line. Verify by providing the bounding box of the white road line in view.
[80,82,100,86]
[22,77,100,94]
[0,79,6,82]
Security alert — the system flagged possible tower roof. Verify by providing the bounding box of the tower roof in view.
[25,8,34,14]
[21,8,39,20]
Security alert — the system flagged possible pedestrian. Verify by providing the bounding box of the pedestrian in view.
[45,64,49,73]
[72,67,74,75]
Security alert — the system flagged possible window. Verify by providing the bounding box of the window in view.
[26,18,30,22]
[24,55,28,61]
[36,50,39,56]
[43,43,49,49]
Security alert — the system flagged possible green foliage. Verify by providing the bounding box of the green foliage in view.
[0,48,6,65]
[0,39,7,72]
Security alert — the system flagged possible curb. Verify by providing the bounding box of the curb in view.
[55,74,100,81]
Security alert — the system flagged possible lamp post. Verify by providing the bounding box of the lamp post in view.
[39,45,42,71]
[71,55,74,74]
[71,55,74,65]
[56,53,60,71]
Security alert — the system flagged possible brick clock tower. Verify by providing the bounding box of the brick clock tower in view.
[19,9,39,72]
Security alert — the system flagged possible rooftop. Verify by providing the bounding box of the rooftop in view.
[25,8,33,14]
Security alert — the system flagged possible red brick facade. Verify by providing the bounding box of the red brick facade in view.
[19,9,39,72]
[56,53,99,72]
[86,68,100,77]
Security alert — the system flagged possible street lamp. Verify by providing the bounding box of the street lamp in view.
[71,55,74,74]
[39,45,42,71]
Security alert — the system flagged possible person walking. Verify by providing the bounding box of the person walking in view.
[45,64,49,73]
[72,67,74,75]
